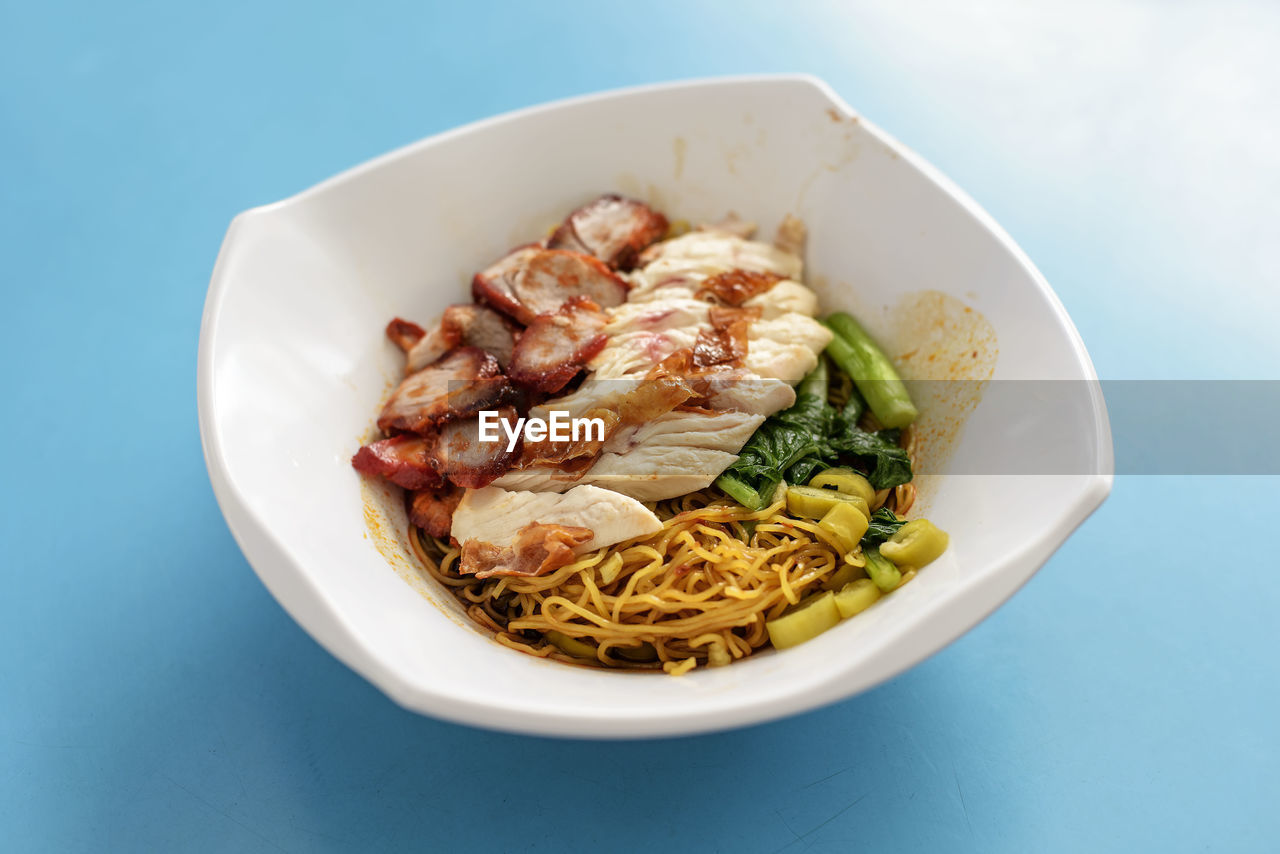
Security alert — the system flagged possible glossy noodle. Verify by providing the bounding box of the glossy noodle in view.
[411,435,917,672]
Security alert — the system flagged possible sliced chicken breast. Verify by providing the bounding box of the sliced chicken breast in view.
[743,314,833,384]
[590,302,829,385]
[628,232,803,303]
[489,468,581,493]
[495,409,766,501]
[700,370,797,415]
[577,448,742,502]
[452,484,662,554]
[598,408,763,456]
[590,327,701,379]
[743,280,819,319]
[580,409,766,501]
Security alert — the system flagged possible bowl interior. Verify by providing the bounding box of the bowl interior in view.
[200,76,1111,736]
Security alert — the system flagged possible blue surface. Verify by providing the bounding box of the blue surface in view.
[3,2,1278,851]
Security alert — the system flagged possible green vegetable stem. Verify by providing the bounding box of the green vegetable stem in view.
[863,546,903,593]
[823,312,919,429]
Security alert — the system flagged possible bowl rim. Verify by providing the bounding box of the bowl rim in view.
[198,72,1114,738]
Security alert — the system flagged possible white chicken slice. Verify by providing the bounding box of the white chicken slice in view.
[579,448,742,502]
[521,376,638,421]
[606,283,820,336]
[593,289,829,384]
[594,310,830,385]
[743,280,820,319]
[750,313,833,354]
[744,314,833,384]
[627,232,803,303]
[489,468,576,493]
[643,231,804,278]
[600,409,764,456]
[451,484,661,553]
[742,343,819,386]
[622,279,698,304]
[702,371,796,415]
[743,341,819,386]
[589,327,702,379]
[603,300,709,336]
[599,284,819,343]
[493,410,765,499]
[578,410,766,501]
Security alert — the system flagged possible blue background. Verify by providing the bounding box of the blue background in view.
[3,1,1277,851]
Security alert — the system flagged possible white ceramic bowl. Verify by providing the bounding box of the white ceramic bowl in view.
[198,74,1112,738]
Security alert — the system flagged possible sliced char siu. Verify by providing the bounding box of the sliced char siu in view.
[547,195,668,270]
[507,296,609,393]
[408,484,464,539]
[446,304,520,369]
[405,304,520,373]
[377,347,510,434]
[385,318,427,352]
[351,435,441,490]
[401,321,460,374]
[472,246,627,326]
[429,406,522,489]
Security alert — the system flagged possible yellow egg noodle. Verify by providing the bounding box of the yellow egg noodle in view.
[409,431,917,674]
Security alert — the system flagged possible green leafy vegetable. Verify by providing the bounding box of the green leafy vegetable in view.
[861,508,907,547]
[717,361,832,510]
[840,384,868,425]
[829,422,914,490]
[784,456,828,488]
[715,347,915,509]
